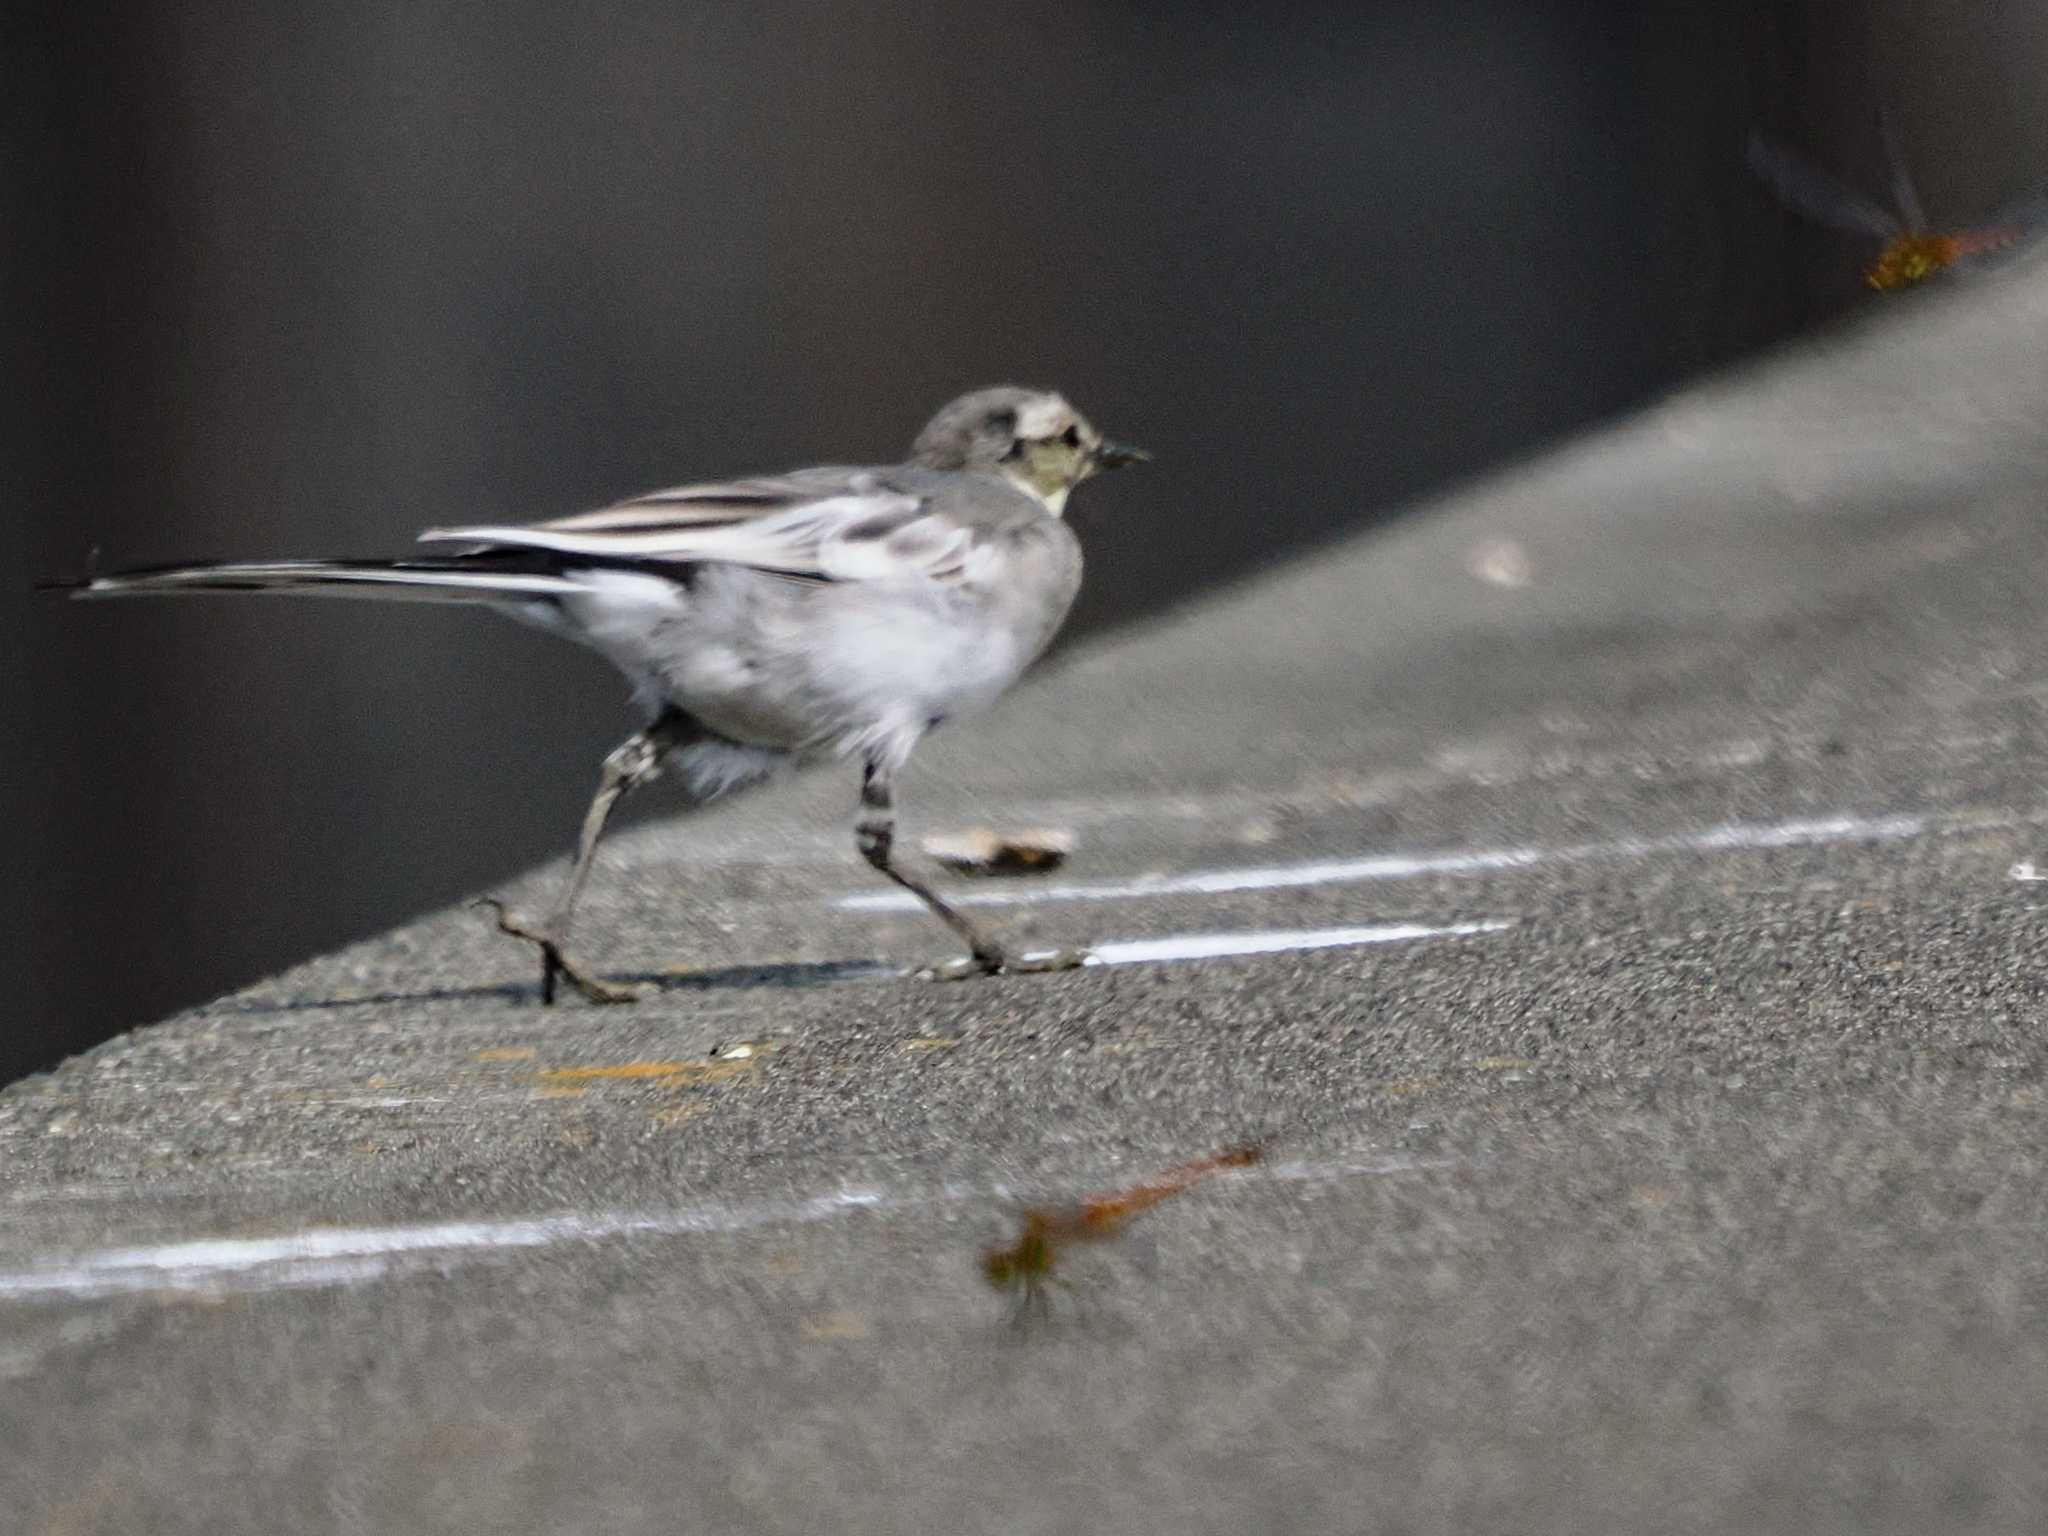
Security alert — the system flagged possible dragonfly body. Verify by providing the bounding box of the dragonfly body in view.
[1864,227,2022,291]
[1746,129,2029,291]
[981,1145,1262,1317]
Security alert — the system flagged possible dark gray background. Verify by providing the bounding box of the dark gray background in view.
[14,0,2048,1082]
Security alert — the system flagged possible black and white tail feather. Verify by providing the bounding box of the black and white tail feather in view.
[63,555,605,604]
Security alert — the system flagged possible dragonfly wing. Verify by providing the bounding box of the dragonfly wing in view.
[1879,107,1928,233]
[1746,133,1903,239]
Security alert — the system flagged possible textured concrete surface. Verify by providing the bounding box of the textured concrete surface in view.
[7,250,2048,1534]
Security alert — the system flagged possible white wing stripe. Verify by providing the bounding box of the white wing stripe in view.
[543,504,761,532]
[420,490,932,576]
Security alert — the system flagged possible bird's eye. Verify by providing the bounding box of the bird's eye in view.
[1060,425,1081,448]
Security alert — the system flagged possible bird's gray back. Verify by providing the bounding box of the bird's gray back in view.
[564,463,1081,765]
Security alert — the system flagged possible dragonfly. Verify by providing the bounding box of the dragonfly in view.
[1746,125,2030,291]
[980,1143,1263,1322]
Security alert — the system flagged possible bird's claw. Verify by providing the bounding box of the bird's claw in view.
[1008,947,1091,975]
[472,898,648,1006]
[917,946,1090,983]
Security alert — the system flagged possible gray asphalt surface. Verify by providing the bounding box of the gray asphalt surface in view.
[7,252,2048,1534]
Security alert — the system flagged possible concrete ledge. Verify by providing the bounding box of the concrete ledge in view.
[8,255,2048,1533]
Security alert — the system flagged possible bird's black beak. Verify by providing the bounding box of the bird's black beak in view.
[1092,440,1151,471]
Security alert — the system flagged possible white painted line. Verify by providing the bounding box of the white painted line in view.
[0,1152,1456,1305]
[1074,920,1510,967]
[0,1192,886,1302]
[1262,1154,1458,1185]
[835,811,1932,913]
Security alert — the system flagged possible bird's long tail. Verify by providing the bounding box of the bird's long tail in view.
[45,557,595,605]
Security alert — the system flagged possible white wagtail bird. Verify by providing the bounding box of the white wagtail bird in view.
[62,387,1147,1003]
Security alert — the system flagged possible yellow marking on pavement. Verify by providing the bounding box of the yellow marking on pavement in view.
[535,1060,754,1086]
[1380,1077,1439,1096]
[801,1310,871,1341]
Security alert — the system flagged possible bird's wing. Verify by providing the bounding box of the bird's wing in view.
[420,470,991,584]
[1746,133,1903,239]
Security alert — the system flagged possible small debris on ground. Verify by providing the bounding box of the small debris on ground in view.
[922,827,1075,876]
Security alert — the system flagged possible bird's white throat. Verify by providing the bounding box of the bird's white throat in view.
[1004,471,1070,517]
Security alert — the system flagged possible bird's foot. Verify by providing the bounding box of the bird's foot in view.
[918,945,1090,982]
[472,898,649,1006]
[1006,946,1091,975]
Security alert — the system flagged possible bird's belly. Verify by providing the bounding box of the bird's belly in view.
[820,601,1027,715]
[655,592,1026,753]
[659,641,811,747]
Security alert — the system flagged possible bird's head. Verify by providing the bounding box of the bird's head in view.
[911,386,1148,515]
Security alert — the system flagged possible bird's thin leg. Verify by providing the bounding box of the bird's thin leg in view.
[855,757,1088,981]
[482,709,690,1005]
[857,758,1005,975]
